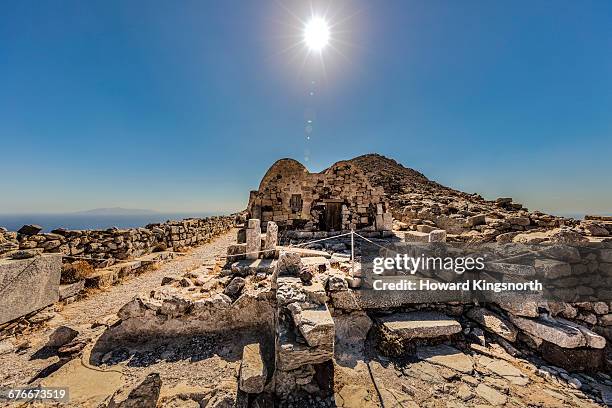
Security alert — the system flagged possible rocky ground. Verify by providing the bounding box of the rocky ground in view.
[0,231,236,405]
[1,227,611,407]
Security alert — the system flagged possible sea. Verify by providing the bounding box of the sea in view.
[0,213,222,232]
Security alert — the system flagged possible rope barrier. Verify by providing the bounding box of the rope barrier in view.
[290,231,354,247]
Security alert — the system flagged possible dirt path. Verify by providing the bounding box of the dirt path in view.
[60,229,236,326]
[0,229,237,389]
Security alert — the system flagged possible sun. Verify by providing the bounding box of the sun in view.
[303,17,330,52]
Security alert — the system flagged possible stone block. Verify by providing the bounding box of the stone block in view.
[0,254,61,324]
[18,224,43,235]
[288,303,335,348]
[276,322,333,371]
[429,229,447,242]
[404,231,430,243]
[377,311,462,341]
[465,214,486,228]
[263,221,278,258]
[540,341,604,372]
[239,343,267,394]
[466,307,517,342]
[245,219,262,260]
[247,219,261,230]
[508,315,586,348]
[416,225,436,233]
[59,280,85,300]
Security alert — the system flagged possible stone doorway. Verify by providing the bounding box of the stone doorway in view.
[323,201,342,231]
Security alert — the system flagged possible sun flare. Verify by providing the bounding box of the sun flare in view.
[303,17,330,52]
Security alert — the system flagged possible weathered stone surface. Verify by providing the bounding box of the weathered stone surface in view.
[404,231,430,243]
[467,307,517,342]
[18,224,43,235]
[377,311,462,340]
[224,276,246,298]
[118,373,162,408]
[477,355,528,385]
[0,339,15,355]
[300,256,330,274]
[226,243,246,262]
[239,343,267,394]
[263,221,278,258]
[0,254,61,325]
[289,303,335,348]
[486,262,536,277]
[47,326,79,348]
[110,288,275,340]
[10,249,42,259]
[246,219,261,260]
[279,247,331,259]
[534,259,572,279]
[581,221,609,236]
[334,310,372,344]
[475,383,507,405]
[465,214,486,227]
[271,252,303,289]
[540,341,604,372]
[301,280,327,304]
[556,318,606,349]
[416,345,474,373]
[428,229,447,242]
[495,297,539,317]
[508,315,586,348]
[276,323,333,371]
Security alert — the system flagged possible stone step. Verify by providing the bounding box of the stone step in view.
[377,311,462,341]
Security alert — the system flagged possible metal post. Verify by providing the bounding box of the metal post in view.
[351,229,355,278]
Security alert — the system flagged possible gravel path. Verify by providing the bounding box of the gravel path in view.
[60,228,237,326]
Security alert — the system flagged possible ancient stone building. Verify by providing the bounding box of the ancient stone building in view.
[247,158,393,232]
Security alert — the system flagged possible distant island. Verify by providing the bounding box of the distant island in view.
[71,207,159,216]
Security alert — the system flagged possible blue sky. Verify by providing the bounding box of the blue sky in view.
[1,0,611,216]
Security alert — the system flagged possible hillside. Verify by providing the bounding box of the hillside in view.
[349,154,610,243]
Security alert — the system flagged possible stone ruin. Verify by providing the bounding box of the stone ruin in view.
[95,218,612,406]
[0,215,236,334]
[2,154,612,406]
[247,158,393,233]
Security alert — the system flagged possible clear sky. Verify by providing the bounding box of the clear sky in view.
[1,0,611,216]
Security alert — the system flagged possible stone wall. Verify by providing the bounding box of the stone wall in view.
[0,215,237,266]
[248,159,392,232]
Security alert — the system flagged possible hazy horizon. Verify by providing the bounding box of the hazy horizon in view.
[1,1,611,216]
